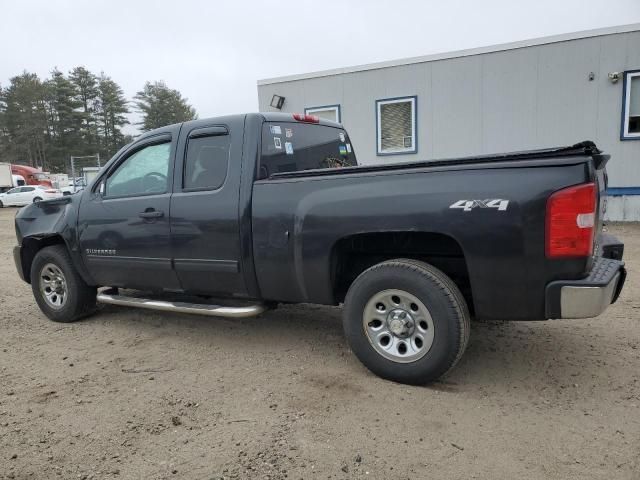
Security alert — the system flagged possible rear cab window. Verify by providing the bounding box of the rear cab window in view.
[259,121,357,179]
[183,131,230,191]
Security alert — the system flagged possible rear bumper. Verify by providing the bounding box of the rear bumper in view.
[545,256,626,319]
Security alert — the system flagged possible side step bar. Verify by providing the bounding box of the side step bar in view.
[96,288,267,318]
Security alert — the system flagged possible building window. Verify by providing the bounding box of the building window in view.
[376,96,417,155]
[304,105,341,123]
[622,70,640,140]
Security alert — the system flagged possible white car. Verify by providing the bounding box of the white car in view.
[0,185,63,207]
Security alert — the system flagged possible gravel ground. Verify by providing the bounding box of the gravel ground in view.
[0,207,638,480]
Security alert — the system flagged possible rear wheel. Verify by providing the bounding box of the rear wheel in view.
[343,259,470,385]
[33,196,42,203]
[0,200,3,208]
[30,245,97,322]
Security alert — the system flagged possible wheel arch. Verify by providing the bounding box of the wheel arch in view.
[20,235,74,284]
[329,231,474,315]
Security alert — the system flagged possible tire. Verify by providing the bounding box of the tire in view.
[33,197,42,203]
[343,259,470,385]
[30,245,97,322]
[0,200,3,208]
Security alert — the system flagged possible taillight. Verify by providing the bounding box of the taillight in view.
[545,182,596,258]
[292,113,319,123]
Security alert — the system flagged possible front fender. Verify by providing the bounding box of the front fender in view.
[14,195,94,285]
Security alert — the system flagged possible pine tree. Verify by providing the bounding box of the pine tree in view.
[69,66,99,153]
[96,73,129,158]
[134,81,197,131]
[44,69,84,171]
[0,85,7,160]
[2,72,49,168]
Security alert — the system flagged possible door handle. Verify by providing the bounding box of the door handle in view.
[139,209,164,219]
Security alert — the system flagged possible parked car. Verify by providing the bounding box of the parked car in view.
[12,113,626,385]
[0,185,63,207]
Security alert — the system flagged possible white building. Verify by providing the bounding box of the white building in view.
[258,24,640,221]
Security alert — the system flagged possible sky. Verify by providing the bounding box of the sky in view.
[2,0,640,134]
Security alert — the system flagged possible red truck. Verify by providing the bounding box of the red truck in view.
[11,165,52,188]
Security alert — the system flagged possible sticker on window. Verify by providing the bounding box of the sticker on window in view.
[270,125,282,135]
[339,145,347,156]
[346,143,352,153]
[285,128,293,138]
[285,142,294,155]
[339,132,346,142]
[274,137,282,149]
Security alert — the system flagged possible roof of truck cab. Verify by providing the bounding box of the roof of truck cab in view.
[136,113,341,140]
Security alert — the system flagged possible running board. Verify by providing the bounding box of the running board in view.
[96,288,267,318]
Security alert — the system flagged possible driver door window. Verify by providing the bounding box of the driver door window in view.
[105,142,171,197]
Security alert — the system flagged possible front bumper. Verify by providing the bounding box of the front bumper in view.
[545,256,626,319]
[13,245,26,282]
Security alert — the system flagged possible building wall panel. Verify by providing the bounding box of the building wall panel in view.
[257,29,640,219]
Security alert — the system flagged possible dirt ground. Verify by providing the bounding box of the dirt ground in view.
[0,207,638,480]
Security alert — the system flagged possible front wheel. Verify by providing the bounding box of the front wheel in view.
[30,245,97,322]
[343,259,470,385]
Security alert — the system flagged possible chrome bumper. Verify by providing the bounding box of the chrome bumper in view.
[546,256,626,319]
[560,271,622,318]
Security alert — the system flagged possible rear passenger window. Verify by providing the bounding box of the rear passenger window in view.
[183,134,230,190]
[259,122,357,179]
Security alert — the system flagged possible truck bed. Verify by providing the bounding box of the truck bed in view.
[267,141,608,180]
[252,139,607,320]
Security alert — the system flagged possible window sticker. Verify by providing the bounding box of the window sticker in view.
[339,145,348,156]
[274,137,282,149]
[285,128,293,138]
[339,132,346,142]
[346,143,352,153]
[285,142,294,155]
[270,125,282,135]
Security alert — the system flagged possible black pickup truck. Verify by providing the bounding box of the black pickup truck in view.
[12,113,626,384]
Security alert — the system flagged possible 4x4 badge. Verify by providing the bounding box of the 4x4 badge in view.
[449,199,509,212]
